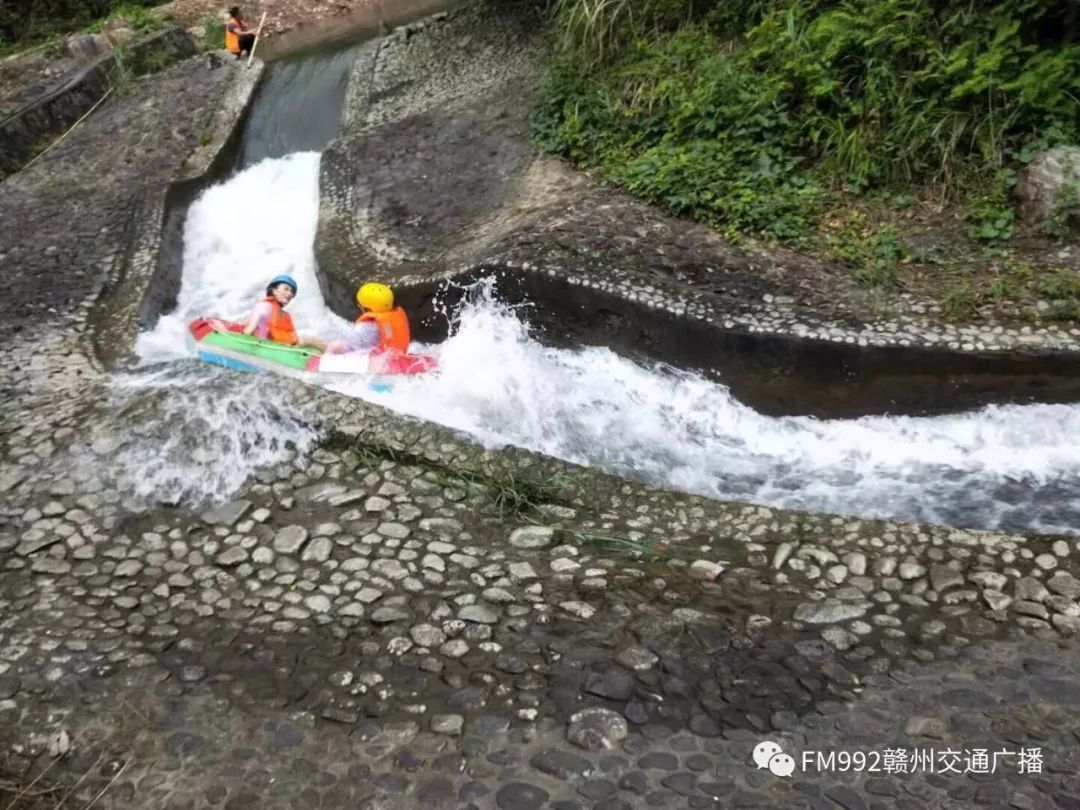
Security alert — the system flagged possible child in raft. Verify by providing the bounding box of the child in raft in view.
[243,275,328,351]
[323,282,412,355]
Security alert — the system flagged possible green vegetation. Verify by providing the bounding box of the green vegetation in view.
[534,0,1080,295]
[940,261,1080,321]
[0,0,163,56]
[200,16,227,52]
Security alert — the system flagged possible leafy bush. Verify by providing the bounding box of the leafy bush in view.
[535,0,1080,251]
[200,16,226,52]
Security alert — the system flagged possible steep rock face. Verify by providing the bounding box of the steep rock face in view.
[316,0,551,316]
[0,53,261,351]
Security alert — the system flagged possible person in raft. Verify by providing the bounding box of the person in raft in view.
[243,275,327,350]
[225,6,257,58]
[325,282,411,355]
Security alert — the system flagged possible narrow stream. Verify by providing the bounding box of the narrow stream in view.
[132,152,1080,535]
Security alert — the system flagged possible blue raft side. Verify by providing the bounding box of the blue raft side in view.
[197,350,265,375]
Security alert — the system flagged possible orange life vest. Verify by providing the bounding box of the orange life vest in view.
[225,16,244,54]
[358,307,410,353]
[265,296,298,345]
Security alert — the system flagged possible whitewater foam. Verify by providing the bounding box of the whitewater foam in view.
[128,153,1080,533]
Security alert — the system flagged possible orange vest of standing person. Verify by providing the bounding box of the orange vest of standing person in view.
[265,296,298,345]
[358,307,410,352]
[225,16,244,54]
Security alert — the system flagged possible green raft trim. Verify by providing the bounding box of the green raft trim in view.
[200,331,322,371]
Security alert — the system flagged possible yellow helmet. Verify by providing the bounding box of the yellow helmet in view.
[356,282,394,313]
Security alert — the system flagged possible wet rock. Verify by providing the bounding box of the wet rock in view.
[1015,577,1049,603]
[215,547,248,566]
[638,752,678,771]
[929,565,963,592]
[32,558,71,575]
[372,559,409,580]
[355,587,383,604]
[377,522,411,539]
[661,772,696,795]
[509,526,554,549]
[584,669,635,701]
[689,713,720,737]
[969,571,1007,590]
[983,590,1012,612]
[508,562,537,582]
[1048,572,1080,600]
[619,771,649,795]
[422,553,445,572]
[382,720,420,745]
[561,601,596,619]
[16,532,60,556]
[793,599,868,624]
[459,605,499,624]
[411,624,447,647]
[690,560,724,580]
[843,552,867,576]
[496,782,549,809]
[113,559,142,578]
[180,665,207,682]
[825,565,848,585]
[202,500,250,526]
[578,779,617,800]
[898,562,925,580]
[301,537,332,562]
[772,542,794,569]
[440,640,469,658]
[616,646,658,671]
[365,496,391,512]
[1014,600,1049,620]
[371,607,411,623]
[551,558,581,573]
[1053,614,1080,635]
[431,714,464,735]
[273,526,308,555]
[822,626,859,651]
[530,748,593,780]
[566,708,629,751]
[1035,553,1057,570]
[304,595,331,614]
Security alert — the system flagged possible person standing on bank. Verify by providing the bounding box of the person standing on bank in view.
[225,6,257,58]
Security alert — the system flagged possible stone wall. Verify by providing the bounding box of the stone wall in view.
[0,26,197,179]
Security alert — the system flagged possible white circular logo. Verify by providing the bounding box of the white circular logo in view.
[752,740,784,769]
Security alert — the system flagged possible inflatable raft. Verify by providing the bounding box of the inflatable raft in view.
[187,318,437,381]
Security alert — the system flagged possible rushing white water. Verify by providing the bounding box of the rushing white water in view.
[135,152,1080,533]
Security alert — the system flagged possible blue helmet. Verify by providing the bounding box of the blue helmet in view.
[266,274,297,295]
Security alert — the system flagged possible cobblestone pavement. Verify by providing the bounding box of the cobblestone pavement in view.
[4,381,1080,807]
